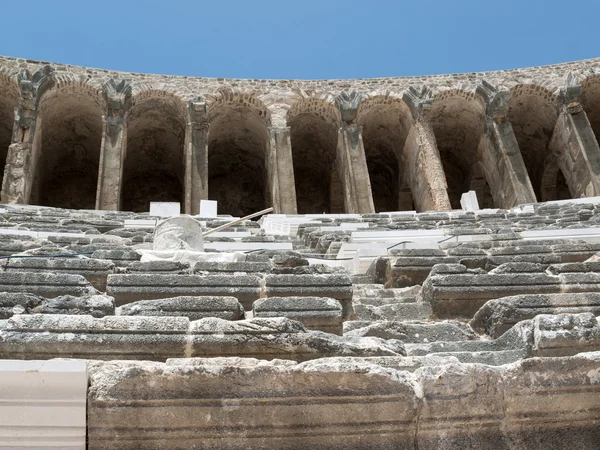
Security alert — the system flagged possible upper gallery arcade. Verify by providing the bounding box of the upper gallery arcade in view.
[1,55,600,215]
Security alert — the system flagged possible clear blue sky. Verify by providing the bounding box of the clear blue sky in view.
[1,0,599,80]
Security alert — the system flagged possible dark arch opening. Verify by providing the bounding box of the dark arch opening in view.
[32,87,103,209]
[289,113,341,214]
[582,76,600,141]
[122,96,185,213]
[358,101,413,212]
[208,105,268,217]
[0,78,18,191]
[541,156,572,201]
[430,95,490,209]
[508,85,561,201]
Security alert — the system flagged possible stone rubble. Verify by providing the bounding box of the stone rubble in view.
[1,200,600,447]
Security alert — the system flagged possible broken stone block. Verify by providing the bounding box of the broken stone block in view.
[106,274,262,308]
[0,257,115,290]
[470,292,600,338]
[264,274,353,318]
[192,260,272,274]
[422,264,564,319]
[253,297,343,334]
[531,312,600,357]
[343,320,477,343]
[0,272,98,298]
[86,353,600,449]
[120,296,244,321]
[0,315,404,361]
[127,260,190,274]
[0,293,42,319]
[31,294,115,317]
[91,248,141,267]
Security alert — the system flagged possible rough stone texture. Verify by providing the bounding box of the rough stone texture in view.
[470,292,600,338]
[120,296,244,321]
[31,294,115,318]
[343,320,477,343]
[0,257,114,290]
[87,353,600,449]
[0,272,98,298]
[106,273,262,308]
[253,296,343,334]
[0,315,404,361]
[264,274,353,318]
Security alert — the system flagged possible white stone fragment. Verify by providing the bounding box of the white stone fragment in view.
[0,359,87,449]
[149,202,181,218]
[460,190,480,211]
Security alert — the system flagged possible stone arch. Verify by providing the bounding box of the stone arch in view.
[0,72,19,192]
[287,96,342,214]
[122,91,187,213]
[31,81,105,209]
[207,91,270,216]
[430,90,490,209]
[581,75,600,147]
[508,83,561,200]
[356,94,414,212]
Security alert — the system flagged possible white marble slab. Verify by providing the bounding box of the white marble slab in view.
[0,359,87,449]
[199,200,218,218]
[149,202,180,217]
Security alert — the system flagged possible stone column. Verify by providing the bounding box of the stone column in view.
[96,80,131,211]
[335,124,374,213]
[476,82,537,208]
[548,80,600,198]
[183,101,208,215]
[267,126,297,214]
[96,111,126,210]
[1,75,40,205]
[402,87,451,212]
[335,92,374,214]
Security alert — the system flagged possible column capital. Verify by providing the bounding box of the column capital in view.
[558,73,583,114]
[403,86,433,121]
[189,99,208,130]
[103,79,132,125]
[476,80,510,123]
[335,91,364,125]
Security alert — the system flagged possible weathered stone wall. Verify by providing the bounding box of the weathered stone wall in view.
[1,56,600,213]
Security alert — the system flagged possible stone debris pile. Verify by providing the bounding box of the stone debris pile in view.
[0,201,599,448]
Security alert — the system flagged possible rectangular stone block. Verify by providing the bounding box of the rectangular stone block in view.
[470,292,600,338]
[149,202,180,217]
[199,199,218,217]
[0,315,403,362]
[253,297,343,334]
[1,257,115,290]
[86,353,600,449]
[106,274,262,308]
[87,358,418,450]
[265,274,353,318]
[0,272,97,298]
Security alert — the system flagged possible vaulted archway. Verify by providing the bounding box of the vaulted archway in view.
[32,83,104,209]
[357,96,414,212]
[430,91,491,209]
[508,84,561,201]
[207,93,270,217]
[288,98,343,214]
[0,75,18,192]
[122,92,186,213]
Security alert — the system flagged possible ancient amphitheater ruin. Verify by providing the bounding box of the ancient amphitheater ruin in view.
[0,54,600,448]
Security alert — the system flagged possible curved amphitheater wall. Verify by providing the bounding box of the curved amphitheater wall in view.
[2,55,600,214]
